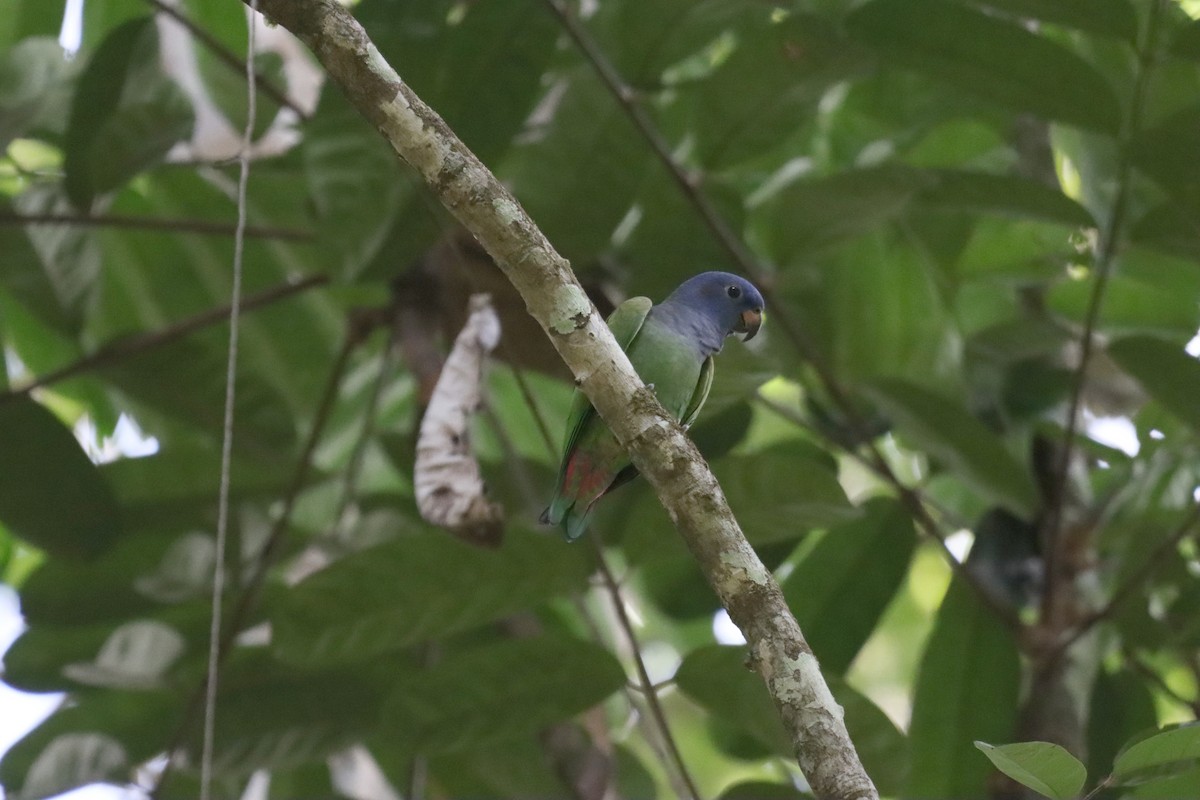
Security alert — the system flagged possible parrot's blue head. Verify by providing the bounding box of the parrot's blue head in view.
[662,271,765,347]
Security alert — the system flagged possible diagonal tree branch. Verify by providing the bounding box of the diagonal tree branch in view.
[242,1,877,797]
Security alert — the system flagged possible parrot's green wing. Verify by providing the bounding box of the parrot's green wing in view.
[681,355,714,429]
[557,297,653,464]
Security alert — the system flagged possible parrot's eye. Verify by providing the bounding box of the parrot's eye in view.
[726,285,742,299]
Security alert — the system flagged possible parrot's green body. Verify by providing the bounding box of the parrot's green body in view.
[543,272,764,541]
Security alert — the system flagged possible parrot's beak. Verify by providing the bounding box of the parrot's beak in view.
[735,308,763,341]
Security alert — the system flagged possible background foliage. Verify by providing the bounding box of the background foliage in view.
[2,0,1200,798]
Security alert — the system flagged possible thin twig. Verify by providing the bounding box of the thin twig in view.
[0,209,312,240]
[1040,0,1165,626]
[144,0,310,120]
[591,540,703,800]
[150,332,361,798]
[0,274,329,403]
[200,8,259,794]
[543,0,1024,638]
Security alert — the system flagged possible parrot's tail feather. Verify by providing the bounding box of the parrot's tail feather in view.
[538,507,552,525]
[564,505,593,542]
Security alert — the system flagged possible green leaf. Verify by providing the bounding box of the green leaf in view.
[0,37,75,149]
[1114,724,1200,781]
[782,498,916,674]
[100,444,295,533]
[63,17,194,209]
[2,602,208,692]
[270,528,594,667]
[594,0,751,87]
[0,0,67,49]
[961,0,1138,42]
[0,690,179,800]
[1107,336,1200,434]
[358,0,558,166]
[675,645,908,795]
[0,198,80,334]
[381,635,626,755]
[99,338,298,462]
[866,378,1037,517]
[713,441,859,536]
[1126,766,1200,798]
[501,69,652,263]
[11,184,102,323]
[718,781,812,799]
[758,165,925,261]
[301,87,409,280]
[846,0,1120,133]
[907,578,1020,798]
[0,396,121,559]
[689,11,864,169]
[974,741,1086,800]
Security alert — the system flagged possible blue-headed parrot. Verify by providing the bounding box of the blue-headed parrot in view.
[542,271,765,540]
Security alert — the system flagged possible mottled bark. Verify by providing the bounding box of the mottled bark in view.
[244,2,877,797]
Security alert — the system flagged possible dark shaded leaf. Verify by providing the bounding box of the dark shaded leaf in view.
[866,378,1038,516]
[270,528,594,667]
[63,17,194,209]
[1131,200,1200,261]
[1129,105,1200,196]
[0,396,120,559]
[782,498,916,674]
[974,741,1086,800]
[916,170,1094,228]
[593,0,751,88]
[381,635,625,755]
[1088,667,1158,784]
[846,0,1120,132]
[4,615,195,693]
[179,648,386,778]
[907,578,1021,799]
[963,0,1138,42]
